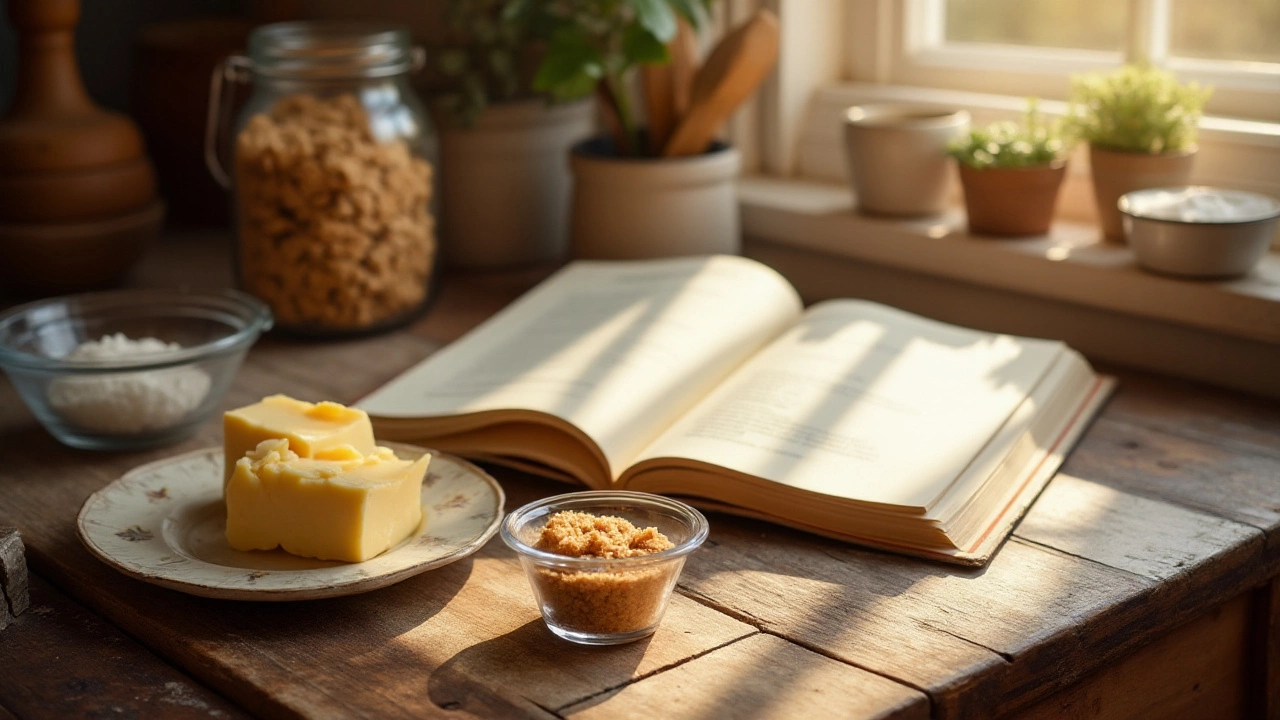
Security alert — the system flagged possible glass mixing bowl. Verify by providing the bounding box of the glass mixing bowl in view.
[0,288,272,450]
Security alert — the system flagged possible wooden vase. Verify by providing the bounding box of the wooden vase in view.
[0,0,161,295]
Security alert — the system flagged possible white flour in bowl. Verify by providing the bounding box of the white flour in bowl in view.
[47,333,212,434]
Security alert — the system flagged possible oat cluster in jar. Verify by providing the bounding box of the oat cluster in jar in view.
[209,23,438,335]
[235,94,434,330]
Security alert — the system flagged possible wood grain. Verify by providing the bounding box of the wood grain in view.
[561,633,930,720]
[2,235,1279,719]
[1059,416,1280,560]
[1254,579,1280,720]
[0,580,11,631]
[6,455,758,720]
[0,527,28,630]
[1102,369,1280,458]
[0,573,249,720]
[1008,593,1251,720]
[1015,473,1263,584]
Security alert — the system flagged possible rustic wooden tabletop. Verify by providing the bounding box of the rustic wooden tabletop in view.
[1,236,1277,720]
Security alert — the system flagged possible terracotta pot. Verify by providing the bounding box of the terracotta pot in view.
[1089,145,1196,242]
[958,163,1067,237]
[438,99,593,268]
[569,137,741,260]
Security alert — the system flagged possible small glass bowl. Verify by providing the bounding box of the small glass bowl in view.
[501,491,709,646]
[0,289,272,450]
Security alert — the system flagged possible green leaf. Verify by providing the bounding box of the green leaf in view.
[630,0,678,42]
[622,24,670,66]
[436,49,468,76]
[501,0,532,23]
[668,0,707,29]
[549,70,600,102]
[534,28,604,98]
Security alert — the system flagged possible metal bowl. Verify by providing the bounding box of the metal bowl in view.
[1119,186,1280,279]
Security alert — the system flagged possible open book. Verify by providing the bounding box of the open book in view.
[359,256,1113,566]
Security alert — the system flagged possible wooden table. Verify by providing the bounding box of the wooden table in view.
[1,237,1278,720]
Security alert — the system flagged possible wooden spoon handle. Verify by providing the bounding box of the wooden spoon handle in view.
[662,9,779,158]
[643,64,676,155]
[645,20,699,156]
[669,19,699,119]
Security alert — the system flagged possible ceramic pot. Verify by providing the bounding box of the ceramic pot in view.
[439,99,593,268]
[958,162,1067,237]
[1089,145,1196,242]
[842,104,969,217]
[569,138,741,260]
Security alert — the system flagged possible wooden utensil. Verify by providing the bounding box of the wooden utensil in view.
[643,19,699,155]
[0,0,157,222]
[669,20,699,120]
[662,9,779,158]
[642,64,676,155]
[595,83,631,154]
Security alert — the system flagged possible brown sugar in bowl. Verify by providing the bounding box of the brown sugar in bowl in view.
[501,492,709,645]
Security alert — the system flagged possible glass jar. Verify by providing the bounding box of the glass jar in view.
[207,22,438,336]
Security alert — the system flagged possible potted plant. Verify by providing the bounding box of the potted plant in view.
[428,0,595,269]
[948,100,1071,237]
[1067,64,1212,242]
[532,1,777,260]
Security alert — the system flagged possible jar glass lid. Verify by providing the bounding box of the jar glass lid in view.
[247,22,414,79]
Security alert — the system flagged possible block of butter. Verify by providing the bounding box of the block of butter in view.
[225,439,429,563]
[223,395,377,486]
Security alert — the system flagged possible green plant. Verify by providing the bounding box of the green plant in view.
[948,100,1070,170]
[431,0,546,126]
[531,0,713,156]
[1066,64,1212,154]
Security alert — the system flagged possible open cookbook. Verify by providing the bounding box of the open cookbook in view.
[358,256,1114,566]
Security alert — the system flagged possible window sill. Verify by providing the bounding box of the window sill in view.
[792,83,1280,226]
[739,175,1280,398]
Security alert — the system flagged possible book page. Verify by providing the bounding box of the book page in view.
[630,300,1066,508]
[358,256,803,477]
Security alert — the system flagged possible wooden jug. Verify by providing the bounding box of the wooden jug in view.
[0,0,157,222]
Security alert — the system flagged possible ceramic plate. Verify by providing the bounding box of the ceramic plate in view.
[77,444,504,601]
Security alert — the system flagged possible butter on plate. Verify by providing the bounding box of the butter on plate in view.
[222,395,377,486]
[225,438,430,563]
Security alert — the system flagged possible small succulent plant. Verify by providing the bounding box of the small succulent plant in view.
[1066,64,1212,155]
[948,99,1070,170]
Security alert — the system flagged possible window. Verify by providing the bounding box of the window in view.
[850,0,1280,122]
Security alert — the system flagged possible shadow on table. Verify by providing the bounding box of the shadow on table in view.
[170,553,475,655]
[429,618,649,717]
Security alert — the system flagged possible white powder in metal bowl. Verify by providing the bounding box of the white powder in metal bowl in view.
[46,333,212,434]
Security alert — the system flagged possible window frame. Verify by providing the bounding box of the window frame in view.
[842,0,1280,123]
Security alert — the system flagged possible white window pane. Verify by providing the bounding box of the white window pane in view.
[1170,0,1280,64]
[944,0,1126,52]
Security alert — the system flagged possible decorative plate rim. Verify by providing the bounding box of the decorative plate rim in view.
[76,444,505,601]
